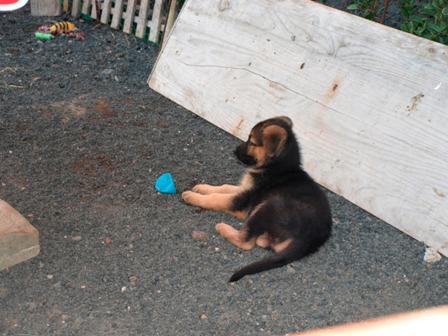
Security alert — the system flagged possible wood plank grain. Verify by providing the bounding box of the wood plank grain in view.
[81,0,91,15]
[123,0,137,34]
[162,0,178,47]
[91,0,100,20]
[135,0,151,38]
[110,0,124,29]
[71,0,81,17]
[149,0,163,42]
[149,0,448,256]
[30,0,61,16]
[63,0,69,13]
[100,0,112,24]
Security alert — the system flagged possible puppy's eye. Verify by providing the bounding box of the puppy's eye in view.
[249,141,259,147]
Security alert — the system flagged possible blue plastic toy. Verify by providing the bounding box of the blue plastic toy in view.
[155,172,177,194]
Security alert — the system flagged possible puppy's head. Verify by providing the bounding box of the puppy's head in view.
[234,116,294,168]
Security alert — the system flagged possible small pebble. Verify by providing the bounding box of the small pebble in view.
[46,274,53,280]
[129,276,138,286]
[103,237,112,245]
[121,286,127,293]
[72,235,82,241]
[424,247,442,263]
[191,230,208,241]
[0,287,9,298]
[199,313,208,320]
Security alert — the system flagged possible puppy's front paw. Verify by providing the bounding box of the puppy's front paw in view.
[192,184,211,194]
[182,190,199,206]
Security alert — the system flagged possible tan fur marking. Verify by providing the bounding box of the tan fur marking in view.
[215,223,255,250]
[239,172,254,191]
[182,191,246,220]
[182,191,233,211]
[254,146,267,166]
[272,238,293,253]
[246,144,266,167]
[231,211,248,221]
[263,125,287,158]
[192,183,240,194]
[250,201,266,215]
[256,233,271,248]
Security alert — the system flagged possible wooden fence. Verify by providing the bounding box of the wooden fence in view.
[63,0,177,43]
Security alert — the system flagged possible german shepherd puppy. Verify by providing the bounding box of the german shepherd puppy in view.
[182,116,332,282]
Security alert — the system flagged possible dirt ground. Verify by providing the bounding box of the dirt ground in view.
[1,5,447,336]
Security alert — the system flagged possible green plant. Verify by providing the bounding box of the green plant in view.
[346,0,383,20]
[177,0,186,8]
[400,0,448,44]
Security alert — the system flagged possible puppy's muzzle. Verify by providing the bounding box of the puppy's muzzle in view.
[234,143,256,166]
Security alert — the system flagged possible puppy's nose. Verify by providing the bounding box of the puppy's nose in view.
[235,143,246,156]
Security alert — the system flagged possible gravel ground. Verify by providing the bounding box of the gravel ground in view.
[1,5,447,336]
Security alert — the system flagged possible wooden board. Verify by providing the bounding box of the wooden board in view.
[0,200,39,270]
[30,0,61,16]
[148,0,448,256]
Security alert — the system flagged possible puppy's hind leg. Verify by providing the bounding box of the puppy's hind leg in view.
[256,233,271,249]
[215,223,256,251]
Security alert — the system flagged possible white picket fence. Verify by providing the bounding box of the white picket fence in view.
[63,0,177,43]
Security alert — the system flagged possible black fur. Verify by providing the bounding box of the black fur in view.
[229,117,332,282]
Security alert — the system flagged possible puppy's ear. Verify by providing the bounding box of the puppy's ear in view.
[278,116,293,127]
[263,125,288,158]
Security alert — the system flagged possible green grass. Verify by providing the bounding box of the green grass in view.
[313,0,448,45]
[400,0,448,44]
[346,0,384,21]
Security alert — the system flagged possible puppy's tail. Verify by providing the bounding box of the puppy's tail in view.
[229,242,315,282]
